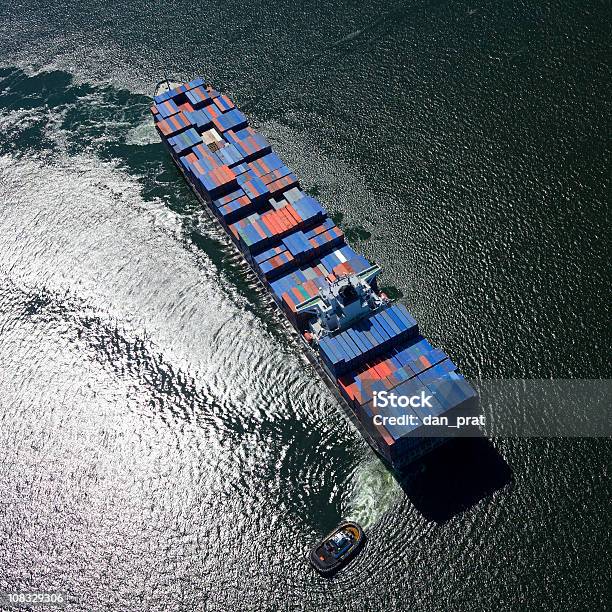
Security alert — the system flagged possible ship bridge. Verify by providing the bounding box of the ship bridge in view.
[294,266,386,340]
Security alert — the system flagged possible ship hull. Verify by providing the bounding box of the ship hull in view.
[163,143,451,471]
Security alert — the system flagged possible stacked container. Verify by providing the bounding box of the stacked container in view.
[151,79,478,470]
[318,304,419,376]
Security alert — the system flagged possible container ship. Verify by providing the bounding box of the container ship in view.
[151,78,478,471]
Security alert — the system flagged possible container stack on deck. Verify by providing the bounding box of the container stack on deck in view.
[152,79,477,469]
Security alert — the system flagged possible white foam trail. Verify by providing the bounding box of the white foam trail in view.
[125,119,159,145]
[345,458,401,529]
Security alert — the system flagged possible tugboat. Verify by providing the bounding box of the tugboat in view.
[309,522,365,576]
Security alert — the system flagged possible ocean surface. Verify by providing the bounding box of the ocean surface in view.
[0,0,610,610]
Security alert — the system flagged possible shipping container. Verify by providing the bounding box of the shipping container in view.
[151,78,478,471]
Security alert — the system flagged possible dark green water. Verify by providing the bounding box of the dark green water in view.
[0,1,610,610]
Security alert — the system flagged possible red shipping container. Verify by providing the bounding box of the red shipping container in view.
[179,101,195,113]
[275,212,290,232]
[285,204,301,224]
[262,213,281,235]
